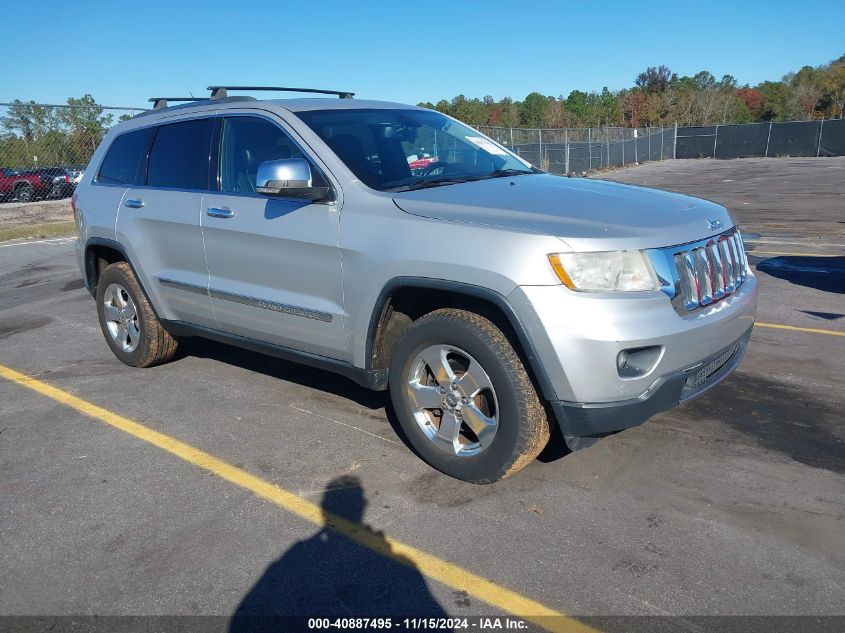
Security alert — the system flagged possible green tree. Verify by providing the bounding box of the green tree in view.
[635,65,676,94]
[498,97,520,127]
[564,90,590,121]
[434,99,451,115]
[0,100,37,144]
[692,71,717,91]
[757,81,793,120]
[60,94,114,157]
[597,87,622,126]
[519,92,550,127]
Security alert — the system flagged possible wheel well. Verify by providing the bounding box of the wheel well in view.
[84,244,125,291]
[369,284,551,400]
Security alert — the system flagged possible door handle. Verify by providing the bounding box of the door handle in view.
[124,199,144,209]
[207,207,234,219]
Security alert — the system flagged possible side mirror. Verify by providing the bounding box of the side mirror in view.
[255,158,330,201]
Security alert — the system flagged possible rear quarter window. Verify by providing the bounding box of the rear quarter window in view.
[97,127,155,185]
[146,118,213,190]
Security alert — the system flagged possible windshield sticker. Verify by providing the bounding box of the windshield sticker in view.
[465,136,509,155]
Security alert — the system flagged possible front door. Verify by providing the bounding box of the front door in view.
[201,114,346,360]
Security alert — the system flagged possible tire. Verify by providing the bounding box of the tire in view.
[95,262,179,367]
[389,308,550,483]
[15,184,33,203]
[49,183,62,199]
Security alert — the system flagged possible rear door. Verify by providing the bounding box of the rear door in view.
[85,126,155,264]
[116,117,216,328]
[201,113,346,359]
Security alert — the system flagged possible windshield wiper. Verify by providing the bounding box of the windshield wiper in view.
[394,177,472,192]
[455,169,537,184]
[486,168,536,178]
[391,169,537,192]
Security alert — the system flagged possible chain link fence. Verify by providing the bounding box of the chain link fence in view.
[675,118,845,159]
[0,102,146,201]
[477,126,676,174]
[479,118,845,175]
[2,101,844,203]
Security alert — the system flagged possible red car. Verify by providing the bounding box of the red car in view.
[407,154,439,174]
[0,168,44,202]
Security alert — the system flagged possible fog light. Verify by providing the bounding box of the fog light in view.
[617,351,629,369]
[617,346,662,378]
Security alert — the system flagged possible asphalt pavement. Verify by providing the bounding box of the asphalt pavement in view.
[1,157,843,631]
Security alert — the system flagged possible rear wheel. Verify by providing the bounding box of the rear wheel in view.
[15,184,33,202]
[389,309,550,483]
[96,262,179,367]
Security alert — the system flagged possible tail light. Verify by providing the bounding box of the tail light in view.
[65,175,70,183]
[71,192,78,221]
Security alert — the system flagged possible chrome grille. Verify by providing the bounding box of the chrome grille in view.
[648,229,750,314]
[686,344,739,389]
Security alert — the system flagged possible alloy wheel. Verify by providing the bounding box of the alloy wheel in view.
[102,283,140,353]
[406,344,499,457]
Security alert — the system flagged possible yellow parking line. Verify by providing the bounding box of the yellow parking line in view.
[756,322,845,337]
[0,363,596,633]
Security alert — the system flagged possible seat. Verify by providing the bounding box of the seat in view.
[326,134,380,187]
[233,144,293,193]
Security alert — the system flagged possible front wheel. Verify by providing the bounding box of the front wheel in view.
[389,309,550,483]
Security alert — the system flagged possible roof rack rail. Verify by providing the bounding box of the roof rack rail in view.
[149,97,205,110]
[207,86,355,100]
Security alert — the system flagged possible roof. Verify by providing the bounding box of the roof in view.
[129,97,422,124]
[269,98,421,112]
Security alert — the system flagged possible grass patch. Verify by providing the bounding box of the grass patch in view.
[0,221,76,243]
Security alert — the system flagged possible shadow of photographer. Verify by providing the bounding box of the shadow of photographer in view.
[229,475,448,632]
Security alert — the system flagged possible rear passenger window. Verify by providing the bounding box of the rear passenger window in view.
[147,119,213,190]
[97,127,154,185]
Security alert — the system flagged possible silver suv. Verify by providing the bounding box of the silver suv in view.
[74,86,758,483]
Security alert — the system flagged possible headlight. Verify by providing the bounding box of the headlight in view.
[548,250,659,292]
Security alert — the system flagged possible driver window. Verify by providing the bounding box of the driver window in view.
[220,117,311,193]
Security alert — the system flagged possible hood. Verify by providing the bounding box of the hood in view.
[392,173,734,251]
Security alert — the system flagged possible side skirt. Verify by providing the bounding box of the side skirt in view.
[162,320,388,391]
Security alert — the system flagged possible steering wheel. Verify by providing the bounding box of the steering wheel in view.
[421,161,449,176]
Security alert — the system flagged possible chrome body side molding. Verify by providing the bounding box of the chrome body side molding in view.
[157,277,333,322]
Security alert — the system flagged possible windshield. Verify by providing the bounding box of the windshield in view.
[297,108,536,192]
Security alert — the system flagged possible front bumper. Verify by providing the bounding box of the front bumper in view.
[550,326,752,449]
[507,271,757,448]
[508,274,757,403]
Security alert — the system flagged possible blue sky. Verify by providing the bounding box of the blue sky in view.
[2,0,843,108]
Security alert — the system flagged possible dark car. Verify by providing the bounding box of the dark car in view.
[21,167,78,199]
